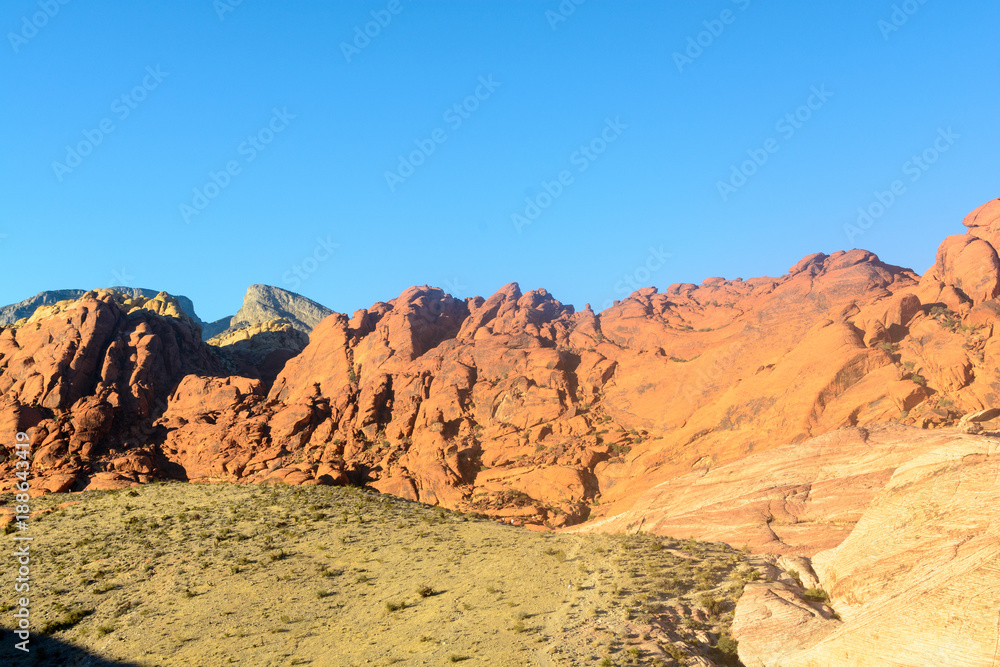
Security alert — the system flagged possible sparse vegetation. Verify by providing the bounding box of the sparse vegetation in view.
[804,587,830,602]
[1,482,751,666]
[716,633,738,657]
[930,305,961,331]
[39,607,93,635]
[699,594,725,616]
[543,547,567,562]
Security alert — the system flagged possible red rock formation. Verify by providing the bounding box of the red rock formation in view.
[3,199,1000,538]
[721,426,1000,667]
[0,292,222,492]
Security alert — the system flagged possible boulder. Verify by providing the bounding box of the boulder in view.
[931,234,1000,304]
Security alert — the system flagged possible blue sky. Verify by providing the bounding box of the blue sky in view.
[2,1,998,322]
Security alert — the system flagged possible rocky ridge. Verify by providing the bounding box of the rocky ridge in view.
[0,287,203,328]
[0,202,1000,512]
[2,200,1000,524]
[3,199,1000,665]
[0,203,1000,526]
[204,284,334,387]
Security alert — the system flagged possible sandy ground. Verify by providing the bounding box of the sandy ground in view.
[0,483,749,666]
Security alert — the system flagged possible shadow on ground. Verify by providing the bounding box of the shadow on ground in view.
[0,629,143,666]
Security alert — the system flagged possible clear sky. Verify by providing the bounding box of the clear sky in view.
[3,1,998,322]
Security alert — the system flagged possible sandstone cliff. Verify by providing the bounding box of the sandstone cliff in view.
[1,199,999,525]
[3,200,1000,665]
[707,425,999,667]
[0,290,223,493]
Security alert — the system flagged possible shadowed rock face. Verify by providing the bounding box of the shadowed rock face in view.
[0,291,224,492]
[204,285,334,387]
[206,319,310,390]
[200,316,233,340]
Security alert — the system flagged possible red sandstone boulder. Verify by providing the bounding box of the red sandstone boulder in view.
[963,197,1000,250]
[931,235,1000,304]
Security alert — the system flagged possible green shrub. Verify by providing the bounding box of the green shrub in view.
[39,607,93,635]
[804,587,829,602]
[699,594,724,616]
[716,633,738,655]
[662,642,687,665]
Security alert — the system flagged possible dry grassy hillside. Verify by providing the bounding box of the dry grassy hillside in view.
[1,483,756,666]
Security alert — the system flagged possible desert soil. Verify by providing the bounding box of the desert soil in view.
[1,483,750,666]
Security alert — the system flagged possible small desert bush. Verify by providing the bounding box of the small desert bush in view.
[716,633,738,656]
[39,607,93,635]
[804,587,829,602]
[699,594,725,616]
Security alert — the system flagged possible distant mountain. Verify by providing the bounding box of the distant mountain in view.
[0,287,203,327]
[0,289,85,326]
[1,284,332,348]
[212,284,332,339]
[201,317,233,340]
